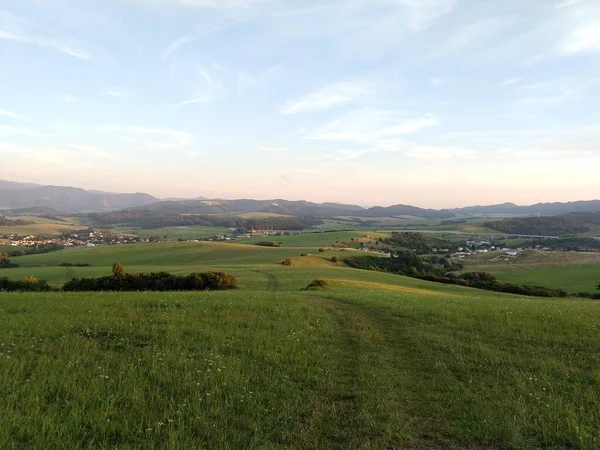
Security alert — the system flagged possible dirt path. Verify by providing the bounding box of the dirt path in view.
[250,270,279,291]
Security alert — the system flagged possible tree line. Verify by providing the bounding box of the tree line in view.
[0,262,237,292]
[345,252,569,298]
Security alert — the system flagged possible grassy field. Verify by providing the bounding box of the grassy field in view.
[243,231,385,247]
[498,266,600,293]
[2,240,600,448]
[0,215,84,236]
[2,269,600,448]
[0,241,366,286]
[110,226,230,240]
[461,250,600,293]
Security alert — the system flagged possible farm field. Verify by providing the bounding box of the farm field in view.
[0,215,87,236]
[110,226,230,240]
[497,265,600,293]
[461,250,600,293]
[2,264,600,448]
[0,241,366,286]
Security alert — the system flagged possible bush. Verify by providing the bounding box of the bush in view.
[282,258,293,266]
[0,277,55,292]
[255,241,281,247]
[300,253,310,257]
[331,256,339,263]
[303,278,328,290]
[318,248,326,253]
[62,270,237,292]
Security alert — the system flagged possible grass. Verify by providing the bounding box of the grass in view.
[110,226,230,240]
[2,241,600,447]
[461,250,600,293]
[0,241,367,286]
[498,265,600,293]
[1,268,600,448]
[243,231,384,247]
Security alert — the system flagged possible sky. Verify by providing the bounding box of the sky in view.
[0,0,599,208]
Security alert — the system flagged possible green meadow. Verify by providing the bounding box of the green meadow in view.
[1,239,600,448]
[498,265,600,293]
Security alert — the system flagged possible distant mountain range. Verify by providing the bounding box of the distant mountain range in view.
[0,181,157,213]
[1,179,600,218]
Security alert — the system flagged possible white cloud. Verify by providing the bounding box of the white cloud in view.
[99,125,195,148]
[428,77,447,86]
[556,0,585,8]
[0,125,49,138]
[105,88,131,98]
[497,77,522,86]
[130,0,264,7]
[260,147,288,153]
[187,150,203,157]
[237,64,284,95]
[70,145,116,159]
[282,81,374,115]
[561,19,600,54]
[0,109,28,121]
[390,0,457,31]
[61,94,77,103]
[515,78,596,106]
[406,145,477,161]
[0,11,95,60]
[161,36,197,60]
[307,109,439,144]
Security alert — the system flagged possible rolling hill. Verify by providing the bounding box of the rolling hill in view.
[0,182,158,213]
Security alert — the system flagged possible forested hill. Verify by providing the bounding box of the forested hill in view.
[484,216,590,236]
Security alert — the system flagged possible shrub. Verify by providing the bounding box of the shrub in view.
[282,258,293,266]
[112,261,126,279]
[331,256,339,263]
[255,241,281,247]
[318,248,326,253]
[0,277,54,292]
[62,270,237,292]
[304,278,328,290]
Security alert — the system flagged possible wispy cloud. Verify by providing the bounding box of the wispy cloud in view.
[237,64,284,95]
[307,109,440,144]
[131,0,265,7]
[60,94,76,103]
[497,77,522,87]
[105,88,131,98]
[0,109,28,121]
[428,77,447,86]
[261,147,288,154]
[174,65,226,107]
[99,125,195,148]
[70,145,116,159]
[406,145,477,161]
[515,78,596,106]
[0,10,95,60]
[161,36,197,60]
[282,81,374,115]
[560,19,600,54]
[392,0,457,31]
[0,125,49,138]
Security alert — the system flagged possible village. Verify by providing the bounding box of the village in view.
[0,229,159,250]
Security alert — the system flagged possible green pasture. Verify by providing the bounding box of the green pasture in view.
[2,267,600,448]
[110,226,230,240]
[498,265,600,293]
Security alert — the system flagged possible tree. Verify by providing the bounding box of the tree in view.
[597,281,600,291]
[112,261,126,279]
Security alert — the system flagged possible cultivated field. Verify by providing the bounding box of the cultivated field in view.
[461,250,600,293]
[1,239,600,448]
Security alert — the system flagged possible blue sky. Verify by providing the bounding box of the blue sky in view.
[1,0,599,207]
